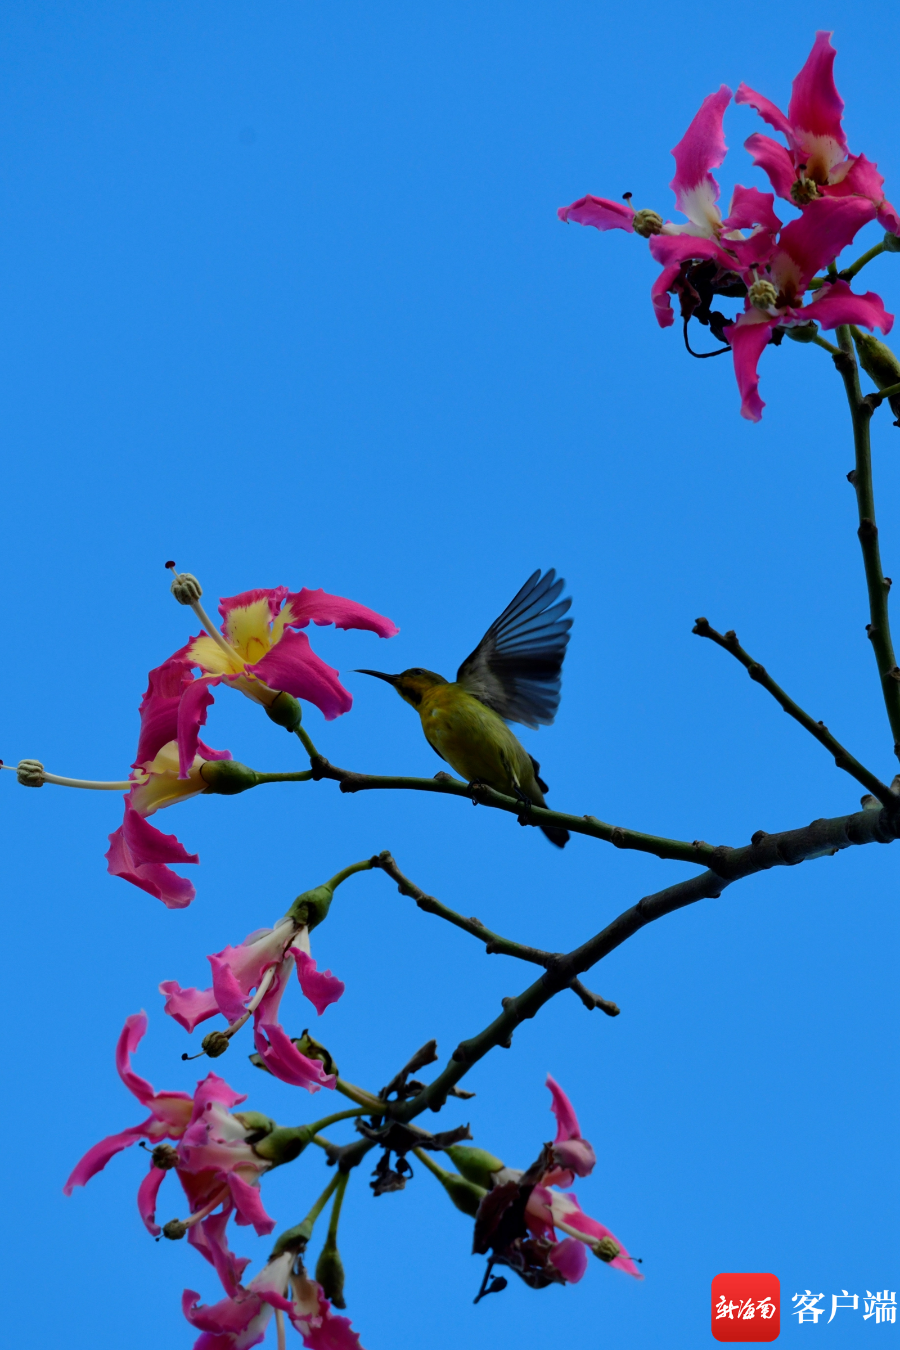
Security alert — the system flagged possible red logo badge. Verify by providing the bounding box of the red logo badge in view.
[711,1273,781,1341]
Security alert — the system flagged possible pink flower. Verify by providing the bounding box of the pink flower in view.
[736,31,900,232]
[65,1013,275,1241]
[105,655,231,908]
[183,1252,365,1350]
[173,584,398,778]
[723,197,894,420]
[472,1076,640,1289]
[160,918,341,1093]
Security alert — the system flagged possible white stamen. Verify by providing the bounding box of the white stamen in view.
[1,762,137,790]
[180,1184,232,1229]
[275,1309,287,1350]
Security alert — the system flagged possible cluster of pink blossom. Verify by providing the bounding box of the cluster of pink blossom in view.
[559,32,898,420]
[55,567,638,1347]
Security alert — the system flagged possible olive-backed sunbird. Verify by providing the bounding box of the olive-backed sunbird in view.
[357,569,572,847]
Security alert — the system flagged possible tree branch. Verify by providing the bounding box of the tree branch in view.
[693,617,896,806]
[833,331,900,756]
[306,758,719,867]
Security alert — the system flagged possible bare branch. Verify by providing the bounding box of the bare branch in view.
[693,617,896,806]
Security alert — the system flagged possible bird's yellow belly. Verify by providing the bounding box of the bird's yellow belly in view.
[418,687,533,795]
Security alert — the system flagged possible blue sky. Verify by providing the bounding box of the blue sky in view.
[1,3,898,1346]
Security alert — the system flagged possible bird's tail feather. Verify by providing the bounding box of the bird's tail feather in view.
[541,824,569,848]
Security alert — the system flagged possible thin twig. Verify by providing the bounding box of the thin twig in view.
[693,617,896,806]
[832,331,900,757]
[839,240,886,283]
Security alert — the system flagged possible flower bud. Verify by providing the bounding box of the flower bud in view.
[786,322,818,343]
[853,329,900,420]
[293,1030,339,1078]
[169,572,203,605]
[265,691,303,732]
[198,759,260,795]
[434,1168,487,1217]
[632,209,663,238]
[790,177,820,205]
[287,883,335,931]
[253,1124,313,1166]
[594,1235,621,1263]
[748,278,778,311]
[162,1219,188,1240]
[16,759,44,787]
[201,1030,231,1058]
[315,1238,346,1309]
[151,1144,179,1170]
[444,1144,505,1189]
[884,232,900,254]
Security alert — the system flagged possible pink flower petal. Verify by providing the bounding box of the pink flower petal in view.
[734,83,793,143]
[787,31,846,153]
[190,1073,248,1117]
[647,233,735,328]
[722,313,774,422]
[283,587,398,637]
[556,195,635,232]
[669,86,731,231]
[209,952,254,1025]
[132,647,194,771]
[721,184,782,234]
[160,981,221,1033]
[546,1073,581,1142]
[63,1118,156,1195]
[218,587,291,625]
[878,201,900,235]
[290,1282,364,1350]
[190,1211,252,1297]
[777,195,876,290]
[137,1163,167,1235]
[177,675,220,778]
[105,801,199,909]
[549,1236,589,1284]
[249,629,352,720]
[295,951,345,1015]
[182,1287,269,1340]
[742,133,797,201]
[803,280,893,334]
[227,1172,275,1236]
[552,1192,643,1279]
[253,1022,336,1091]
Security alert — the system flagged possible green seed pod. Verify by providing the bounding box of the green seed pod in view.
[853,328,900,421]
[252,1124,314,1166]
[444,1144,505,1189]
[315,1238,346,1308]
[434,1169,487,1217]
[883,231,900,254]
[287,883,336,931]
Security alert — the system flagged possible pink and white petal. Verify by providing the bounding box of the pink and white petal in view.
[721,184,782,234]
[290,1282,364,1350]
[551,1193,643,1279]
[824,152,885,204]
[249,629,352,720]
[253,1021,336,1091]
[160,981,221,1033]
[549,1237,589,1284]
[787,31,846,152]
[722,313,775,423]
[177,677,220,779]
[63,1118,156,1194]
[551,1137,597,1180]
[182,1287,270,1343]
[191,1211,252,1297]
[137,1163,167,1235]
[209,953,255,1025]
[192,1073,248,1117]
[669,86,731,232]
[778,195,877,288]
[556,195,635,232]
[742,133,797,201]
[295,951,345,1015]
[802,280,893,334]
[734,83,793,142]
[218,587,291,625]
[227,1172,275,1236]
[106,800,199,908]
[546,1074,581,1142]
[283,587,399,637]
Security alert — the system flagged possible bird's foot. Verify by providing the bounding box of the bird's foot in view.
[512,786,534,827]
[467,779,490,806]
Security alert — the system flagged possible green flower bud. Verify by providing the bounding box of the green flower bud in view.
[265,691,303,732]
[233,1111,277,1141]
[198,760,260,795]
[786,322,818,343]
[252,1124,314,1166]
[201,1030,231,1058]
[444,1144,505,1189]
[287,883,335,931]
[434,1169,486,1217]
[883,232,900,254]
[293,1030,339,1078]
[315,1238,346,1309]
[162,1219,188,1240]
[852,329,900,390]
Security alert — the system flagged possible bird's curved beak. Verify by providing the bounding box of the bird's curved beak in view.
[354,669,400,686]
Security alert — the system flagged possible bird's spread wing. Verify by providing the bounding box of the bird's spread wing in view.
[456,569,572,727]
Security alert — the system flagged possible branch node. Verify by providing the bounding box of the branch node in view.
[747,662,766,681]
[859,517,878,541]
[610,826,626,848]
[750,830,769,846]
[847,468,858,484]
